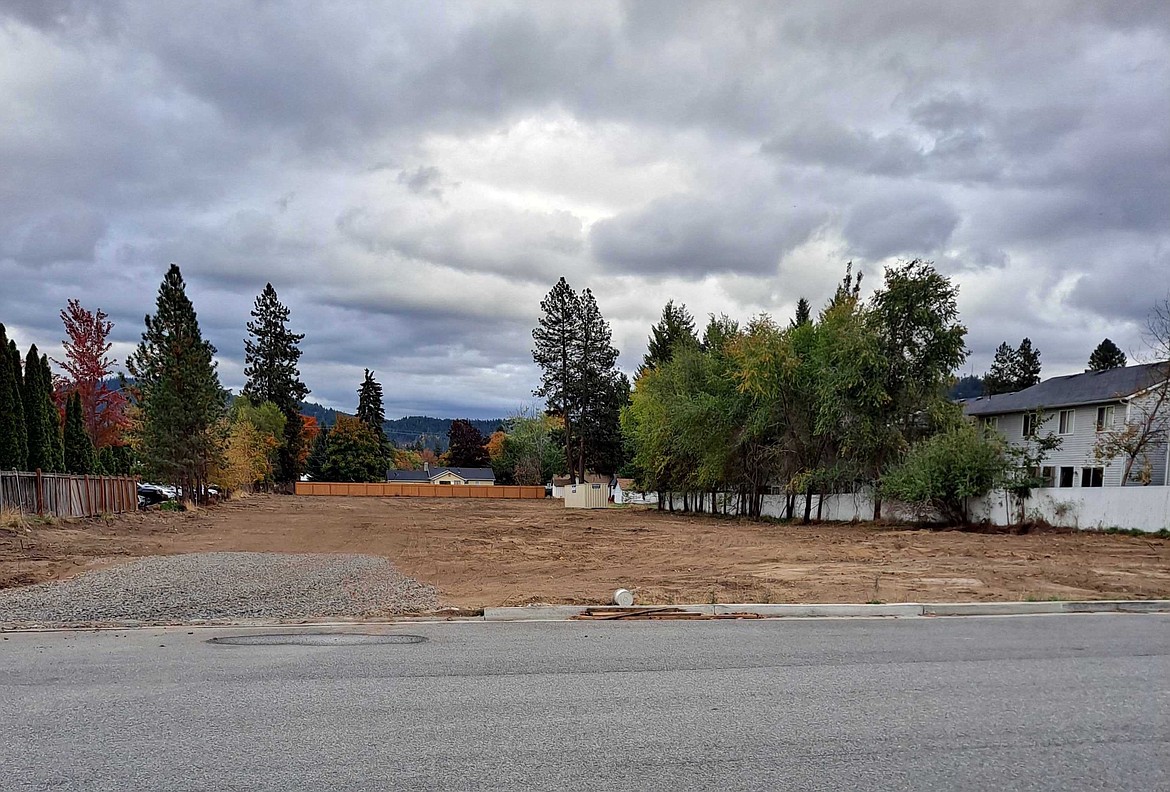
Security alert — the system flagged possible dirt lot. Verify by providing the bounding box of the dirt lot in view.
[3,495,1169,608]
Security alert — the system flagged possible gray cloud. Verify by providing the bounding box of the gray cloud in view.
[591,192,826,278]
[1,1,1167,413]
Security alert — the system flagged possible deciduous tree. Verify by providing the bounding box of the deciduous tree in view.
[321,415,386,482]
[447,419,489,467]
[54,300,129,448]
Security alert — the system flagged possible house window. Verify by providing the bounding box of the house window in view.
[1095,406,1115,432]
[1058,467,1076,488]
[1040,466,1055,488]
[1081,467,1104,488]
[1058,409,1074,435]
[439,481,451,485]
[981,416,999,431]
[1022,413,1038,437]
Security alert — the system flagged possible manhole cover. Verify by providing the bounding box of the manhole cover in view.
[208,633,427,646]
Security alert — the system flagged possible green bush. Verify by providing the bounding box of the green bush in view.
[881,423,1007,524]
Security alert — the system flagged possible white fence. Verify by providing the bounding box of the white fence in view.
[667,486,1170,533]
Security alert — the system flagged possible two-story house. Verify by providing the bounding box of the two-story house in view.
[962,362,1169,487]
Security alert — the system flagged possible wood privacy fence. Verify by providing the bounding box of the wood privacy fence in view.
[0,470,138,518]
[295,482,547,499]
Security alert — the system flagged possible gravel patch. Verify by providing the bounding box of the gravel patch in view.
[0,552,439,627]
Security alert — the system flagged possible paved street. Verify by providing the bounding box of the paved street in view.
[2,614,1167,791]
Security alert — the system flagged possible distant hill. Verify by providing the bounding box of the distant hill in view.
[300,402,504,452]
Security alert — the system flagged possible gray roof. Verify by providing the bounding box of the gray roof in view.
[385,470,431,482]
[963,362,1167,416]
[385,467,495,482]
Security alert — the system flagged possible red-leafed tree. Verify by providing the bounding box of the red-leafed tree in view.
[297,414,320,469]
[54,299,129,449]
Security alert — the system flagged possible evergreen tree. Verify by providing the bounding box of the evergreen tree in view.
[1088,338,1127,371]
[242,283,308,484]
[356,369,389,457]
[984,338,1042,395]
[305,424,330,481]
[447,419,489,467]
[40,355,64,472]
[984,341,1018,395]
[126,264,225,501]
[532,277,581,479]
[639,300,697,376]
[23,345,56,472]
[0,325,28,470]
[63,391,96,474]
[790,297,812,328]
[570,289,622,478]
[1014,337,1042,389]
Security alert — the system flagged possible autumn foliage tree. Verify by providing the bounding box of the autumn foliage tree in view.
[55,300,129,449]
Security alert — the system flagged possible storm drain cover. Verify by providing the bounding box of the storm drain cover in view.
[209,633,427,646]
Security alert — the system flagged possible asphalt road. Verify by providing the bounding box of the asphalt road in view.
[2,614,1167,791]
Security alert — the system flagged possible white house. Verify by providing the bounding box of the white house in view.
[963,362,1169,487]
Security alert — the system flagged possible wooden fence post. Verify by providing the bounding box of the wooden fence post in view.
[35,469,44,516]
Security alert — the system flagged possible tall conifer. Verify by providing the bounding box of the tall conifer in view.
[63,391,96,474]
[0,325,28,470]
[242,283,308,484]
[126,264,225,501]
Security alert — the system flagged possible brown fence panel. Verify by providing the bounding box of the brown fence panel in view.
[0,471,138,518]
[294,481,547,499]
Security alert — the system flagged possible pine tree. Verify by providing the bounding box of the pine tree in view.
[1088,338,1127,371]
[639,301,697,376]
[40,355,64,472]
[126,264,225,501]
[570,289,622,478]
[1014,337,1042,389]
[0,325,28,470]
[242,283,308,484]
[23,345,56,472]
[356,369,389,458]
[533,277,582,480]
[63,391,96,474]
[984,341,1018,395]
[790,298,812,328]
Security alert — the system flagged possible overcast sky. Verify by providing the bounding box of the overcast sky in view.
[2,1,1167,418]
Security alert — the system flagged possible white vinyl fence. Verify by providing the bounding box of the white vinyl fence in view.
[666,486,1170,533]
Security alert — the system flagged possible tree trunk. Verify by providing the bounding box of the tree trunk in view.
[802,491,813,524]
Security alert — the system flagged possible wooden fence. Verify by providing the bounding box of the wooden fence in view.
[0,470,138,518]
[295,482,547,499]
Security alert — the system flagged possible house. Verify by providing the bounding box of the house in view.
[386,462,495,486]
[613,477,657,505]
[962,362,1169,487]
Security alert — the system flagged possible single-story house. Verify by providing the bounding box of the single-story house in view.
[613,478,657,505]
[962,362,1169,487]
[386,463,495,486]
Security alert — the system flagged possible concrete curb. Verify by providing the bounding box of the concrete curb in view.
[481,600,1170,621]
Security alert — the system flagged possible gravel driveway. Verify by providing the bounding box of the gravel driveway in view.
[0,552,439,627]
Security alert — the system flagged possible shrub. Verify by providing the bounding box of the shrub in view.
[881,423,1008,524]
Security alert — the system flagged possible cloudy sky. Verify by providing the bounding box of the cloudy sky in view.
[2,1,1167,418]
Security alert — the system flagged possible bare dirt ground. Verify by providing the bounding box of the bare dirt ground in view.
[3,494,1169,608]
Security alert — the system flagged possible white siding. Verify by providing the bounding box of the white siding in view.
[984,401,1138,487]
[1122,391,1169,486]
